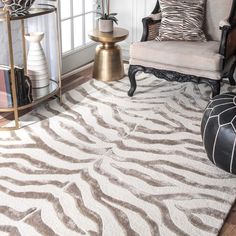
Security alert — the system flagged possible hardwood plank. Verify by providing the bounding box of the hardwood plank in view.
[220,202,236,235]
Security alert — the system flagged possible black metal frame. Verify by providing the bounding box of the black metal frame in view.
[128,0,236,97]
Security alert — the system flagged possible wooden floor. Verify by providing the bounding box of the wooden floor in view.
[221,204,236,236]
[0,66,236,235]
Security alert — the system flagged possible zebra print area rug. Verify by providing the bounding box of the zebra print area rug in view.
[0,71,236,236]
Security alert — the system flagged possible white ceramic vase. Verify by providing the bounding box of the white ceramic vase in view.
[99,19,113,32]
[32,85,50,99]
[25,32,49,88]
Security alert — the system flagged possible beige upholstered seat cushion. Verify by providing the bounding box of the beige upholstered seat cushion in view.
[129,59,221,80]
[130,40,223,73]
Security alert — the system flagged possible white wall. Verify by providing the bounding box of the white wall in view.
[110,0,157,59]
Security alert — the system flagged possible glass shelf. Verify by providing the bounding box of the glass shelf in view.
[18,80,59,110]
[0,6,56,22]
[32,80,58,99]
[0,80,59,111]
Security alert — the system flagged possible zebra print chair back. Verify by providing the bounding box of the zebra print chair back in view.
[127,0,236,98]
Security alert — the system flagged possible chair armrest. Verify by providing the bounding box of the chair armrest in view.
[219,19,231,29]
[141,13,161,42]
[219,18,236,58]
[149,12,162,21]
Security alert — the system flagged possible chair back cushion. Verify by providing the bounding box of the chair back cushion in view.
[205,0,233,41]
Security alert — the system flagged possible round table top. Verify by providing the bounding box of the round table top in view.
[88,27,129,43]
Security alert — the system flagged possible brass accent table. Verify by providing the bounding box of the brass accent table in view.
[88,27,129,82]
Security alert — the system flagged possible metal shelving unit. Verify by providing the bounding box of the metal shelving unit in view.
[0,6,62,130]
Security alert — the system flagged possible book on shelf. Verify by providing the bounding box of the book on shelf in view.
[24,75,33,105]
[14,66,33,106]
[0,66,12,108]
[0,65,33,108]
[0,70,8,108]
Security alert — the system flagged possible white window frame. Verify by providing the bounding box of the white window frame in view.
[60,0,97,56]
[59,0,99,74]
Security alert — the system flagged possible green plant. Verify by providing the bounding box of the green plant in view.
[97,0,118,24]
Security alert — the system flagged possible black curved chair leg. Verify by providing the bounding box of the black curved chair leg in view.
[228,60,236,85]
[127,64,222,98]
[209,80,221,98]
[128,65,137,97]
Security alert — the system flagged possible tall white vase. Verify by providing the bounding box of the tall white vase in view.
[25,32,49,88]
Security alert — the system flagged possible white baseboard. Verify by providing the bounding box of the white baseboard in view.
[62,62,93,80]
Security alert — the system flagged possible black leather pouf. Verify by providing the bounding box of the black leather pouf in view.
[201,92,236,175]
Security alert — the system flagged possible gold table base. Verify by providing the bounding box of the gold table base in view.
[93,43,124,82]
[89,27,129,82]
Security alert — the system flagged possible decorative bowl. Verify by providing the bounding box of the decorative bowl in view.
[1,0,36,16]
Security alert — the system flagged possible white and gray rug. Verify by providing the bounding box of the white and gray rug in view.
[0,70,236,236]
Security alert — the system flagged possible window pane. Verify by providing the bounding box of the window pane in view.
[60,0,98,55]
[85,0,94,13]
[61,20,72,53]
[74,16,83,48]
[85,13,94,43]
[73,0,83,16]
[60,0,71,19]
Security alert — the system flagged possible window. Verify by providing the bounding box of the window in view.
[60,0,98,54]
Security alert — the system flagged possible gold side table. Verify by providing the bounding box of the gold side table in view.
[88,27,129,82]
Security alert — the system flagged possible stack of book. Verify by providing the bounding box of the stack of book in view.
[0,65,33,108]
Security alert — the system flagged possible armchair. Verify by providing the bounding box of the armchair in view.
[128,0,236,97]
